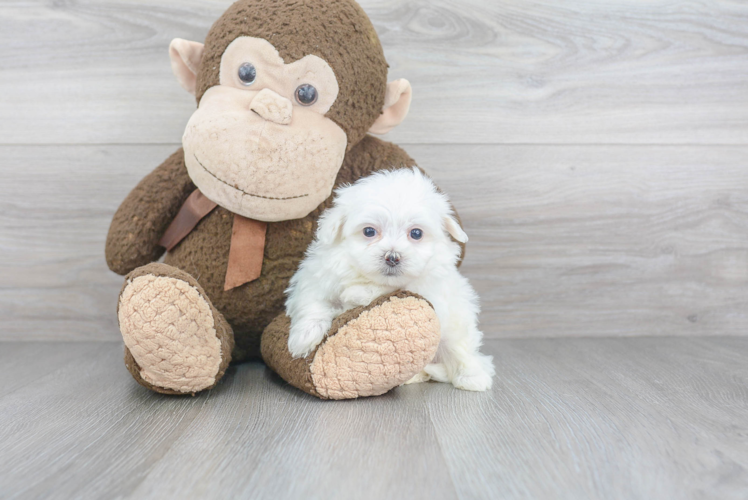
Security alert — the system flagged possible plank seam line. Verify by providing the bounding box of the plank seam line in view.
[482,335,748,342]
[1,143,747,148]
[422,387,462,499]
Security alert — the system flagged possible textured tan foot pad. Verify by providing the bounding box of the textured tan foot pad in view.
[309,295,440,400]
[119,274,223,394]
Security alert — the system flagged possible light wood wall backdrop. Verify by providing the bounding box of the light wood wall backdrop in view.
[1,0,746,341]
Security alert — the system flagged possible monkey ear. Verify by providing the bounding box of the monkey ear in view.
[368,79,412,135]
[169,38,205,96]
[444,215,468,244]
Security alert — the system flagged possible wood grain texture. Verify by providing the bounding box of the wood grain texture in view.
[0,342,104,398]
[0,341,456,500]
[1,0,747,145]
[2,1,746,497]
[1,144,746,340]
[0,338,746,499]
[412,144,748,339]
[426,337,748,499]
[128,366,456,499]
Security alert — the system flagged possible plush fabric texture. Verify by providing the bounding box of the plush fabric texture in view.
[107,0,468,399]
[260,313,323,398]
[249,87,293,124]
[108,137,464,364]
[220,37,340,115]
[368,79,412,135]
[183,84,347,221]
[311,292,440,399]
[120,275,222,392]
[159,136,426,361]
[224,215,266,290]
[261,291,439,399]
[159,189,217,251]
[106,148,196,275]
[119,263,234,395]
[196,0,388,149]
[169,38,205,95]
[124,345,185,395]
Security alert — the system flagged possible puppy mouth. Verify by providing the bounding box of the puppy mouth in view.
[380,266,404,277]
[194,154,309,201]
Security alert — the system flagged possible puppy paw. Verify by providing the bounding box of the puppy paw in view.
[452,355,495,392]
[423,363,450,383]
[288,319,330,359]
[340,285,385,309]
[452,370,493,391]
[403,370,431,385]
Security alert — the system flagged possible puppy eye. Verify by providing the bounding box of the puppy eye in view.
[238,63,257,86]
[410,228,423,240]
[295,84,318,105]
[363,227,377,238]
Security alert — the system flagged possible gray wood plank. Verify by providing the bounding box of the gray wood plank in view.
[429,339,748,499]
[0,342,104,398]
[0,342,216,499]
[128,371,457,500]
[410,144,748,339]
[1,0,747,145]
[0,338,746,499]
[0,145,176,341]
[426,337,748,500]
[0,342,456,500]
[2,144,746,341]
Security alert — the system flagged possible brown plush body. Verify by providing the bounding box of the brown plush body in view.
[108,136,420,361]
[107,0,463,399]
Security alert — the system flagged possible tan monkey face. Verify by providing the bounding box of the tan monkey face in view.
[182,37,347,222]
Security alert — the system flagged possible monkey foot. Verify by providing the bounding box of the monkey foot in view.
[118,263,234,395]
[261,291,440,400]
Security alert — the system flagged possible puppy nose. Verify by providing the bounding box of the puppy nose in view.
[249,88,292,125]
[384,251,401,267]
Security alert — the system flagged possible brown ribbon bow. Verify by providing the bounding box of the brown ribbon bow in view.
[158,189,267,291]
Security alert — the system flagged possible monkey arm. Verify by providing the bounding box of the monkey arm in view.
[105,148,196,275]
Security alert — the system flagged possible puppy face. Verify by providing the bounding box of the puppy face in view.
[316,168,467,287]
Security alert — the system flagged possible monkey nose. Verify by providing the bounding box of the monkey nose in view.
[384,251,401,267]
[249,88,293,125]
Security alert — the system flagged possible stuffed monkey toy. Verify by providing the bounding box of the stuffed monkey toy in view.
[106,0,465,399]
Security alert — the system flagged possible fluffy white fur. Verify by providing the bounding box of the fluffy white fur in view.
[285,168,495,391]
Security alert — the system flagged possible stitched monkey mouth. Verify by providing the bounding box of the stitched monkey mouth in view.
[194,154,309,201]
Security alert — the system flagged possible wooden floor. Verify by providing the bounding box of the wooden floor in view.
[0,337,746,500]
[2,0,747,498]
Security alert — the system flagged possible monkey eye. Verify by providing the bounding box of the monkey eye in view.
[363,227,377,238]
[410,228,423,240]
[238,63,257,86]
[295,84,318,105]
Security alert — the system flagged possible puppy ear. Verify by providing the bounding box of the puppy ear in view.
[317,207,346,245]
[444,215,468,243]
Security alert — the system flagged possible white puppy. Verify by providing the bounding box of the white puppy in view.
[285,168,495,391]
